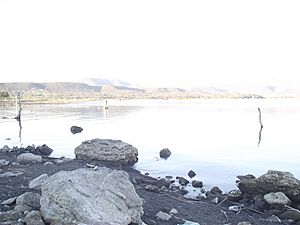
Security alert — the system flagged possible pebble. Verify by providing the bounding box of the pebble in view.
[43,162,54,166]
[169,208,178,215]
[1,197,17,205]
[156,211,172,221]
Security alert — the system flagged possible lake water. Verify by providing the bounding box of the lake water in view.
[1,99,300,191]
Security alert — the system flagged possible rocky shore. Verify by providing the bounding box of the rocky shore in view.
[0,141,299,225]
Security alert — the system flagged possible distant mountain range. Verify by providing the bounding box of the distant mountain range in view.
[0,78,299,100]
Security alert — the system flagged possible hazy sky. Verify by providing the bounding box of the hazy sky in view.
[0,0,299,88]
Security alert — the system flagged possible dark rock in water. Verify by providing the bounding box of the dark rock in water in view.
[227,189,243,202]
[188,170,196,178]
[70,125,83,134]
[165,175,173,180]
[159,148,172,159]
[210,186,222,195]
[178,177,189,186]
[192,180,203,188]
[238,170,300,202]
[35,144,53,156]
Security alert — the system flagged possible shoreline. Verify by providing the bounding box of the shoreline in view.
[0,145,297,225]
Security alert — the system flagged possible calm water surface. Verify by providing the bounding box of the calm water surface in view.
[1,99,300,191]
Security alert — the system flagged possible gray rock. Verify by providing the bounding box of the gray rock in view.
[159,148,171,159]
[191,180,203,188]
[210,186,222,195]
[169,208,178,215]
[156,178,171,188]
[178,177,189,186]
[24,211,45,225]
[43,162,54,166]
[35,144,53,156]
[188,170,196,178]
[227,189,243,202]
[280,208,300,221]
[71,126,83,134]
[0,145,11,153]
[238,170,300,202]
[144,185,160,193]
[40,168,143,225]
[75,139,138,164]
[0,210,22,222]
[237,174,256,181]
[29,174,48,190]
[266,215,281,223]
[16,192,41,210]
[0,171,24,178]
[155,211,172,221]
[16,153,42,164]
[237,222,252,225]
[1,197,17,206]
[0,159,10,167]
[14,204,32,213]
[264,192,291,207]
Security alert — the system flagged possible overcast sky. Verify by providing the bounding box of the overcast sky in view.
[0,0,299,88]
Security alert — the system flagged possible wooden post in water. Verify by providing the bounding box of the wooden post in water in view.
[258,107,263,147]
[15,91,22,121]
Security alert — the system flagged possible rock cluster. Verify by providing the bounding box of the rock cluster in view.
[0,144,53,156]
[231,170,300,224]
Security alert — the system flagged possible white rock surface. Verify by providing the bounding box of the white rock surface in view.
[264,192,291,206]
[40,168,143,225]
[17,153,42,164]
[155,211,172,221]
[75,139,138,164]
[29,174,48,190]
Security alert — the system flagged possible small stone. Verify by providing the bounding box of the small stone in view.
[227,189,243,202]
[54,159,64,164]
[144,172,149,176]
[43,162,54,166]
[229,205,241,213]
[169,208,178,215]
[192,180,203,188]
[93,166,98,171]
[155,211,172,221]
[178,177,189,186]
[35,144,53,156]
[157,178,170,188]
[70,125,83,134]
[237,222,252,225]
[267,215,281,223]
[0,159,10,167]
[165,175,173,179]
[144,185,160,193]
[159,148,172,159]
[210,186,222,195]
[211,197,218,204]
[188,170,196,178]
[237,174,256,180]
[180,187,189,195]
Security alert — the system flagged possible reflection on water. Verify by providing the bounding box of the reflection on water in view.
[1,99,300,191]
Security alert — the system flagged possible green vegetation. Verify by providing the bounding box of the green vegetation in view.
[0,91,9,98]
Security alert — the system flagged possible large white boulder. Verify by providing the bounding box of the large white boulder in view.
[40,168,143,225]
[74,139,138,164]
